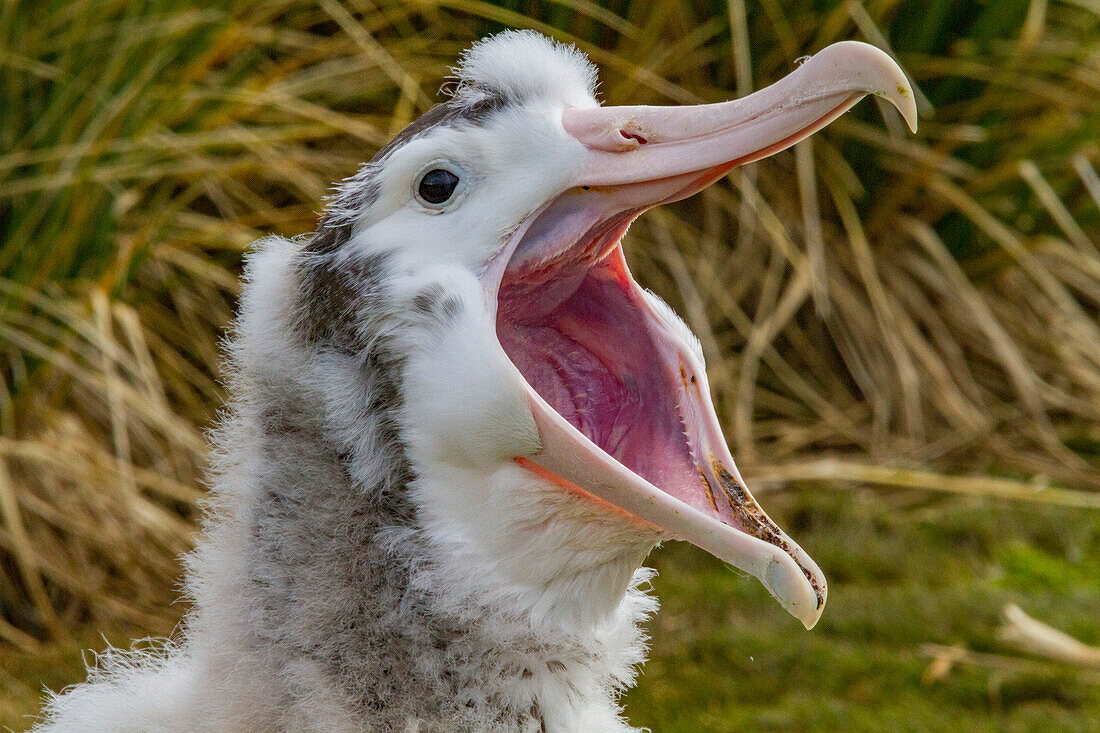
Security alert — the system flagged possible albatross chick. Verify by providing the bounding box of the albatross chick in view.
[36,31,915,733]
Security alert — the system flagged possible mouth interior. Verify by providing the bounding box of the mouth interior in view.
[495,204,714,516]
[495,188,828,619]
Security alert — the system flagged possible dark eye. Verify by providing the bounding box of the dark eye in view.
[417,168,461,205]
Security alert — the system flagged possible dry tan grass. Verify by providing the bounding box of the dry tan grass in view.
[1,0,1097,646]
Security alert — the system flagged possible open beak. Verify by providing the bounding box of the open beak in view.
[491,41,916,629]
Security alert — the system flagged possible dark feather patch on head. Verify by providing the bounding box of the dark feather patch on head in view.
[319,90,508,234]
[371,91,508,165]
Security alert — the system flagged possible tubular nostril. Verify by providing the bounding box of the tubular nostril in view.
[618,129,647,144]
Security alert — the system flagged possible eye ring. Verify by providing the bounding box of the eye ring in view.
[414,162,466,209]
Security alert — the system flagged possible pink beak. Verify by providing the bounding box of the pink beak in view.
[564,41,916,188]
[498,41,917,630]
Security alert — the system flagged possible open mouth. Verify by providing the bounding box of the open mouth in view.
[495,200,829,621]
[498,219,692,519]
[498,210,788,532]
[482,41,917,628]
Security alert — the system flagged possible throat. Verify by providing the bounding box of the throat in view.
[412,454,659,627]
[405,532,660,732]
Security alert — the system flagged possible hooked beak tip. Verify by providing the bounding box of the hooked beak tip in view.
[831,41,919,133]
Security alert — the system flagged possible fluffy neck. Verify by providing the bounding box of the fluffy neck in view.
[188,238,657,732]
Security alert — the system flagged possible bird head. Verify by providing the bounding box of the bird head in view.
[303,31,916,630]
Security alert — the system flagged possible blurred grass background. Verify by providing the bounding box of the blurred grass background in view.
[1,0,1098,729]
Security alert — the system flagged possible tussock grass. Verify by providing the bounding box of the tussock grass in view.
[0,0,1097,698]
